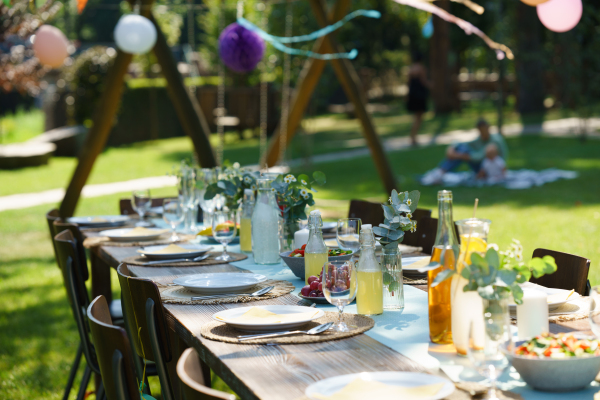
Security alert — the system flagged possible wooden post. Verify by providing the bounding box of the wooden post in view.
[150,14,217,168]
[59,50,133,218]
[264,0,350,167]
[309,0,397,194]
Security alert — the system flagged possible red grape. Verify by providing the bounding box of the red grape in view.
[309,290,318,297]
[300,285,311,297]
[307,276,319,284]
[318,282,323,292]
[310,281,319,291]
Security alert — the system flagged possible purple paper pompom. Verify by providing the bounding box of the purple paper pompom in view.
[218,23,265,73]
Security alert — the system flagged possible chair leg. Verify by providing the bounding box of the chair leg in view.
[62,342,83,400]
[96,381,105,400]
[76,364,92,400]
[146,299,174,400]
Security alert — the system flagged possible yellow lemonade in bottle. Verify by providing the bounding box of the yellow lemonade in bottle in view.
[304,252,328,284]
[357,270,383,315]
[239,217,252,252]
[428,245,456,344]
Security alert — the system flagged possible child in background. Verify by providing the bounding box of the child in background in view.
[477,143,506,183]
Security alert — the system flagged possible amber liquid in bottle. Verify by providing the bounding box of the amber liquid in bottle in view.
[428,190,458,345]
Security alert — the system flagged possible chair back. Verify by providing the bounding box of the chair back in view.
[88,295,139,400]
[120,198,168,216]
[347,199,383,227]
[53,220,89,281]
[416,217,460,255]
[177,348,236,400]
[401,208,432,247]
[46,209,61,259]
[53,229,100,373]
[117,264,172,363]
[529,248,591,296]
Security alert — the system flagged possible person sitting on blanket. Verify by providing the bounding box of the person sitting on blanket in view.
[421,118,508,185]
[477,143,507,183]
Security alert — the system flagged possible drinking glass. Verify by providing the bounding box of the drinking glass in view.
[467,299,513,400]
[589,286,600,337]
[178,165,197,233]
[336,218,361,258]
[162,198,185,242]
[322,260,358,332]
[212,210,237,261]
[197,168,218,228]
[131,190,151,227]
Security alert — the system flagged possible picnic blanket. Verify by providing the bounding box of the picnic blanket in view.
[419,168,578,189]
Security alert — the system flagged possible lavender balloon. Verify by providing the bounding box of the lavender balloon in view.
[218,23,265,73]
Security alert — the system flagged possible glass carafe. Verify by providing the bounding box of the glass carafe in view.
[251,176,281,264]
[428,190,458,344]
[239,189,254,253]
[451,218,491,356]
[356,224,383,316]
[304,210,328,284]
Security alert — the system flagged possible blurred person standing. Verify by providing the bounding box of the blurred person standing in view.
[406,51,431,147]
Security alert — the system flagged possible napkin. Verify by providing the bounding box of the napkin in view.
[217,307,319,324]
[145,244,190,254]
[122,227,166,237]
[312,378,444,400]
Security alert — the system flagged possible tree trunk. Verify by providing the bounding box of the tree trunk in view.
[429,0,455,114]
[515,1,545,114]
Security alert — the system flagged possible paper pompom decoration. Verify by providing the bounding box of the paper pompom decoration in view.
[218,23,265,73]
[33,25,69,68]
[537,0,582,32]
[114,15,157,54]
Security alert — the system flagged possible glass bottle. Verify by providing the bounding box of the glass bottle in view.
[428,190,459,344]
[452,218,491,356]
[356,224,383,316]
[251,176,280,264]
[239,189,255,253]
[304,210,328,284]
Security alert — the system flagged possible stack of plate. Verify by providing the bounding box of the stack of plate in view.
[137,244,212,260]
[67,215,130,228]
[402,256,431,280]
[98,227,168,242]
[173,273,267,294]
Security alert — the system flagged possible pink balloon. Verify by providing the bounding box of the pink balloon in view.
[33,25,69,68]
[537,0,582,33]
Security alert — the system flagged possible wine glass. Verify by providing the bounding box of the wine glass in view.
[467,303,513,400]
[197,168,218,228]
[162,198,185,242]
[131,190,151,227]
[336,218,361,258]
[322,260,358,332]
[589,286,600,337]
[212,210,237,261]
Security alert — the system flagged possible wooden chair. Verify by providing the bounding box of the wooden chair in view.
[348,199,384,227]
[119,197,169,216]
[88,295,139,400]
[117,263,175,400]
[53,230,104,400]
[529,248,591,296]
[416,217,460,255]
[401,208,432,247]
[46,208,61,257]
[177,348,236,400]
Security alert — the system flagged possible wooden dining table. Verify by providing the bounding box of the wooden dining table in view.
[83,230,593,400]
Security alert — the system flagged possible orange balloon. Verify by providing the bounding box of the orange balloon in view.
[33,25,69,68]
[520,0,550,5]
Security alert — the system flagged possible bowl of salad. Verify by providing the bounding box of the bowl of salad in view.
[280,245,354,280]
[511,333,600,391]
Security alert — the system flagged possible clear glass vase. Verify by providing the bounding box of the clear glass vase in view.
[280,218,300,253]
[382,246,404,310]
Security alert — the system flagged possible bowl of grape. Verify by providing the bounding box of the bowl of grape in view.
[280,245,354,280]
[298,274,330,304]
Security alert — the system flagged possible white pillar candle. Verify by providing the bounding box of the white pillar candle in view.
[294,228,309,250]
[517,289,549,340]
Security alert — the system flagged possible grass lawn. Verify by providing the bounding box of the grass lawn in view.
[1,109,599,399]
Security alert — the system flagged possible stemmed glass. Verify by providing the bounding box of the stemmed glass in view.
[178,165,197,233]
[322,260,358,332]
[589,286,600,336]
[467,302,513,400]
[212,210,237,261]
[131,190,151,227]
[336,218,361,258]
[162,198,185,242]
[197,168,218,228]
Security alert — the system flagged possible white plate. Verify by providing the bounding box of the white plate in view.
[509,286,581,312]
[68,215,129,227]
[325,238,382,249]
[173,273,267,294]
[322,222,337,232]
[402,256,432,271]
[137,244,212,260]
[305,371,454,400]
[212,305,324,332]
[99,228,168,242]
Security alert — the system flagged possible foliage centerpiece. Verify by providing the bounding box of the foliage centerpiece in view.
[203,162,258,210]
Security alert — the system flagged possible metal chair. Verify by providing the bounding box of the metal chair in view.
[177,348,236,400]
[88,295,140,400]
[529,248,591,296]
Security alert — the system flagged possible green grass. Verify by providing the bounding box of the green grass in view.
[1,105,600,399]
[0,109,45,145]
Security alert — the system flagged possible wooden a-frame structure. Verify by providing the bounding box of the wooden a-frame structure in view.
[59,0,396,218]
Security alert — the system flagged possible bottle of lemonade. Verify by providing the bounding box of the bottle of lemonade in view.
[304,210,328,284]
[239,189,254,253]
[428,190,458,344]
[356,224,383,316]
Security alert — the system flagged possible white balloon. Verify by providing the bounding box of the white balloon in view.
[114,15,157,54]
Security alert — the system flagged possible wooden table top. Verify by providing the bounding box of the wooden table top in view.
[92,244,591,399]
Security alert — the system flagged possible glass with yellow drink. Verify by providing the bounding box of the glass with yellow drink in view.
[239,189,254,253]
[304,210,328,284]
[356,224,383,316]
